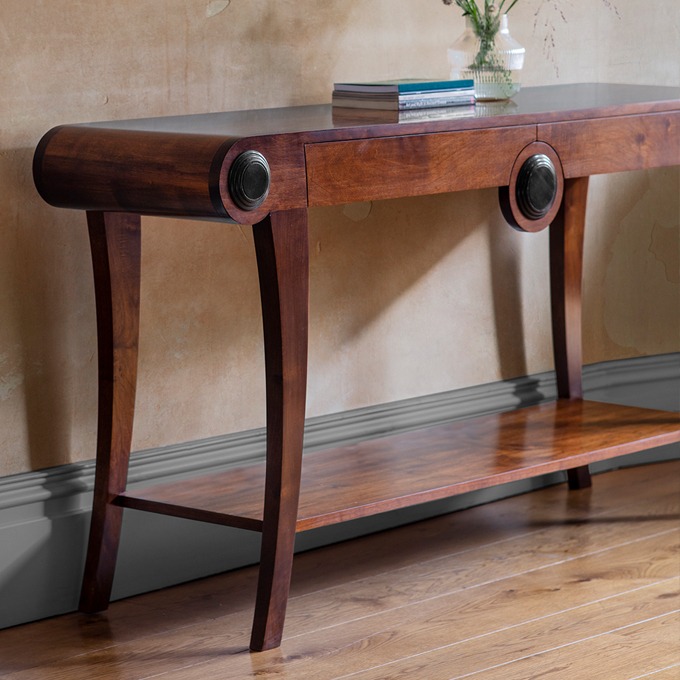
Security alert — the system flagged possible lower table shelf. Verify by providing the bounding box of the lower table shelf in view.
[116,399,680,533]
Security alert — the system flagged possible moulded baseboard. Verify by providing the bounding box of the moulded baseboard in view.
[0,353,678,629]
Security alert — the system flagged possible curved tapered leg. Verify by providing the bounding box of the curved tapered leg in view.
[79,211,141,612]
[550,177,592,490]
[250,209,309,652]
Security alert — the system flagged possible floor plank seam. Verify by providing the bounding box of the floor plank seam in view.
[328,579,680,680]
[13,536,677,679]
[15,615,253,678]
[13,523,672,677]
[447,610,680,680]
[283,528,679,643]
[294,523,554,601]
[289,480,679,602]
[139,659,222,680]
[2,464,678,679]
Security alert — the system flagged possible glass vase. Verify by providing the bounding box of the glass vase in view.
[447,14,525,101]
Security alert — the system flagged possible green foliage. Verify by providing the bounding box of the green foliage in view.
[442,0,520,40]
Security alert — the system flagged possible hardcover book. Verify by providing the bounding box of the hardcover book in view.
[333,78,474,94]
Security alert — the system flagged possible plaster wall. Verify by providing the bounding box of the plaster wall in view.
[0,0,678,476]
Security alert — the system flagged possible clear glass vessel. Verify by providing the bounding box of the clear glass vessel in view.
[448,14,525,101]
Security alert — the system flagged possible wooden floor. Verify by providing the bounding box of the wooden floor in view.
[0,461,678,680]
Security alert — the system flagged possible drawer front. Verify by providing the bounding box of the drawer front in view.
[305,125,536,207]
[539,111,680,178]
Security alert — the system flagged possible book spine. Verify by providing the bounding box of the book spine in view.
[398,95,476,110]
[398,90,474,102]
[397,79,474,93]
[334,79,475,94]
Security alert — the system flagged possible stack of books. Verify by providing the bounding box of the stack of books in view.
[332,78,475,111]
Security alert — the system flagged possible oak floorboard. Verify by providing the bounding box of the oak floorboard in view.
[0,461,678,679]
[277,513,680,644]
[312,579,680,680]
[148,532,680,680]
[463,611,680,680]
[16,527,675,680]
[630,666,680,679]
[145,457,680,619]
[0,464,659,674]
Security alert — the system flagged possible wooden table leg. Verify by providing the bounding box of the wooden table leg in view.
[550,176,592,490]
[79,211,141,612]
[250,209,309,651]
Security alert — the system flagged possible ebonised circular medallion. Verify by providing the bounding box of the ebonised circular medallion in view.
[228,150,271,211]
[516,154,557,220]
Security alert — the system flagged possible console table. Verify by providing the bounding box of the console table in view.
[33,84,680,651]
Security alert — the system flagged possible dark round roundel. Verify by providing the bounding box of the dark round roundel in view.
[228,150,271,211]
[498,142,563,233]
[515,154,558,220]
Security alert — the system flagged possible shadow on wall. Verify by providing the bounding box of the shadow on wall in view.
[0,0,375,473]
[1,146,96,474]
[0,490,89,629]
[0,0,502,474]
[307,189,535,405]
[2,148,540,473]
[489,209,529,382]
[0,472,265,629]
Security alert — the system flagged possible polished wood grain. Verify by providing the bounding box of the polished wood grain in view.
[32,84,680,651]
[2,462,677,679]
[305,125,535,206]
[79,212,141,613]
[249,208,310,651]
[33,127,236,218]
[549,176,592,489]
[33,84,680,223]
[218,135,309,225]
[541,111,680,178]
[550,177,589,401]
[468,613,680,680]
[116,399,680,532]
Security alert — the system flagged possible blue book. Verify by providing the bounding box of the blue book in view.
[334,78,474,95]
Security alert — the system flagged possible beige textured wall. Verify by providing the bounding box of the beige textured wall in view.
[0,0,678,476]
